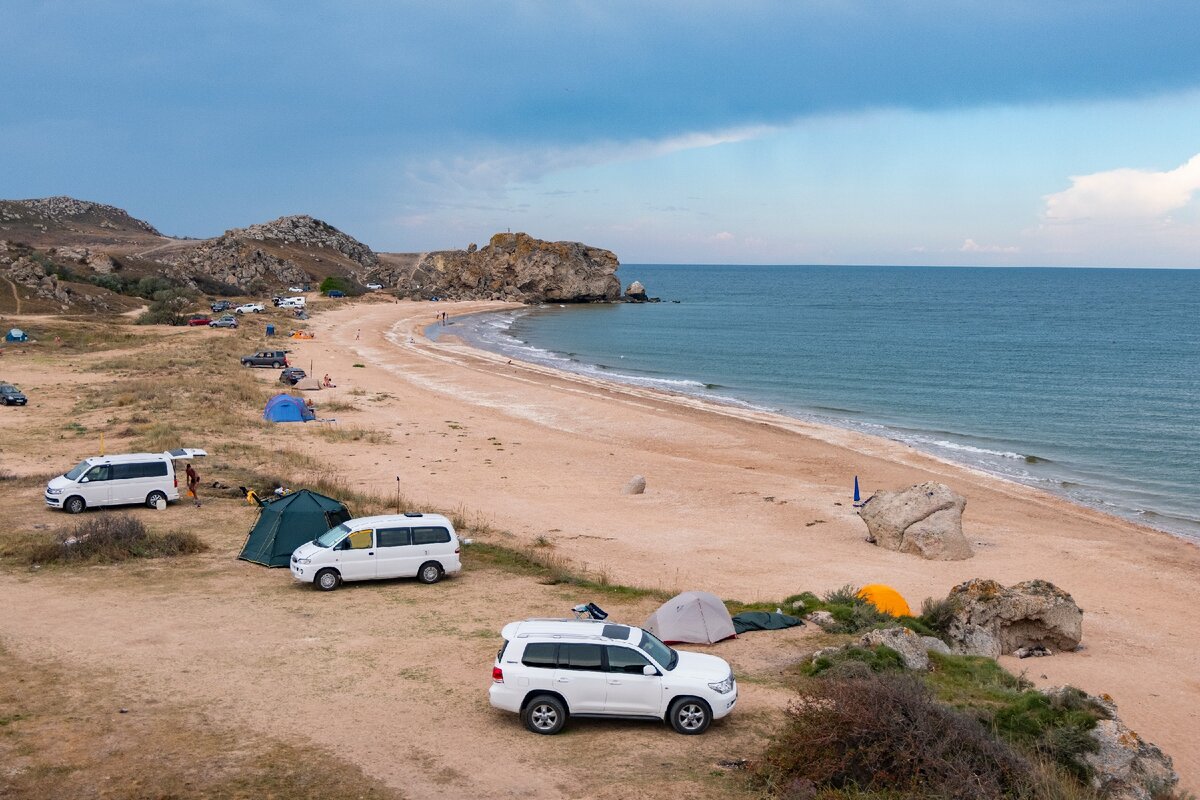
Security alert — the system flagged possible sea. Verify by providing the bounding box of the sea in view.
[434,265,1200,541]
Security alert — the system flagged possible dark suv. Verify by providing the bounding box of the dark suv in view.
[241,350,290,368]
[0,384,27,406]
[279,367,307,385]
[211,300,233,313]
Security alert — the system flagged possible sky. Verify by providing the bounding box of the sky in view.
[3,1,1200,267]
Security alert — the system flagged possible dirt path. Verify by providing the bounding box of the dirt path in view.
[3,276,21,313]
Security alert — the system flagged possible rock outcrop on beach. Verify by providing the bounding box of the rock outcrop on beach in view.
[945,578,1083,658]
[858,626,951,671]
[381,232,620,303]
[858,481,973,560]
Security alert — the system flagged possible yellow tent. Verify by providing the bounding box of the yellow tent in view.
[858,584,912,617]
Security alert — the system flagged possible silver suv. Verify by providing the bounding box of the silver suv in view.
[488,618,737,735]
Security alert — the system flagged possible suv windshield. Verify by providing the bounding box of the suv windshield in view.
[639,630,678,671]
[63,460,91,481]
[314,523,351,548]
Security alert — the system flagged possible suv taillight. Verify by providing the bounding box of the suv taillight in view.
[284,356,289,366]
[492,666,504,683]
[174,475,178,488]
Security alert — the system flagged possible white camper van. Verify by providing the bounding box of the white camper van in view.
[290,513,461,590]
[45,449,207,513]
[279,296,306,309]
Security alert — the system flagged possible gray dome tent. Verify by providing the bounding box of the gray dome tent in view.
[238,489,351,567]
[643,591,736,644]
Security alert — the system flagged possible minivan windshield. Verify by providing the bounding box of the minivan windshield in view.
[314,523,351,548]
[63,460,91,481]
[639,630,678,671]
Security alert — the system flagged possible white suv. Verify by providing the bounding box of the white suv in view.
[489,618,737,735]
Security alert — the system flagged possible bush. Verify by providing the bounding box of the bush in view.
[804,645,907,678]
[136,287,195,325]
[319,276,350,295]
[26,515,207,565]
[756,672,1035,800]
[918,595,960,637]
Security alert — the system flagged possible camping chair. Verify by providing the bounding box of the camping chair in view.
[571,602,608,621]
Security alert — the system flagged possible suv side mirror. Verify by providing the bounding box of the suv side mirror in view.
[642,664,657,676]
[80,477,89,483]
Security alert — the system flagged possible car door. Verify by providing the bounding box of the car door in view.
[108,463,140,504]
[374,527,412,578]
[604,646,663,716]
[553,643,607,714]
[79,464,113,507]
[332,528,376,581]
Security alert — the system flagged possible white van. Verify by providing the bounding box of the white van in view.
[45,449,207,514]
[290,513,461,591]
[280,296,306,309]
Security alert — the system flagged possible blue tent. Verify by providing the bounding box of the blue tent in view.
[263,394,315,423]
[5,328,28,342]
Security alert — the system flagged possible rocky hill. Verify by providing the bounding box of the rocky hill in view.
[0,196,623,311]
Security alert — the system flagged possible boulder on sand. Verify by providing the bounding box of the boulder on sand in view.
[858,626,950,671]
[858,481,973,560]
[945,578,1083,658]
[622,475,646,495]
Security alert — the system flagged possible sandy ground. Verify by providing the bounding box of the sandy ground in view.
[0,297,1197,795]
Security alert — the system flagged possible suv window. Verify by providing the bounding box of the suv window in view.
[377,527,411,547]
[560,643,603,671]
[111,462,168,480]
[412,526,451,545]
[606,646,652,675]
[346,529,373,549]
[521,642,557,669]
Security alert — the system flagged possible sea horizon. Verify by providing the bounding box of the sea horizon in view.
[435,263,1200,541]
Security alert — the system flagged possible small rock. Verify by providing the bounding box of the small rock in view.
[790,599,806,611]
[1014,644,1052,658]
[622,475,646,495]
[860,626,934,670]
[806,610,837,630]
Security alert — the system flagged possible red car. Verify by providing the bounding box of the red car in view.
[186,315,212,326]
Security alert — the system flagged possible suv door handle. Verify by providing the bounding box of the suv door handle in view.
[608,680,622,685]
[368,551,374,556]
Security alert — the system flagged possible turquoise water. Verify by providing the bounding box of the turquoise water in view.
[443,265,1200,539]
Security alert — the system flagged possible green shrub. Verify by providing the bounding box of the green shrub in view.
[918,595,961,637]
[136,287,195,325]
[805,645,907,677]
[756,672,1034,800]
[319,276,350,295]
[25,515,207,565]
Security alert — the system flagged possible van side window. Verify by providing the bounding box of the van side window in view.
[521,643,557,669]
[606,646,652,675]
[144,462,168,477]
[412,526,451,545]
[560,643,603,671]
[84,465,111,482]
[112,463,139,480]
[377,527,411,547]
[346,529,373,549]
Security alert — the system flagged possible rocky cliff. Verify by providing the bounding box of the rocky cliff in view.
[376,232,620,302]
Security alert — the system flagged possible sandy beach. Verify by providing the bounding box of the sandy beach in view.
[0,297,1196,796]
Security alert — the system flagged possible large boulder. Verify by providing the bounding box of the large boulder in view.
[945,578,1082,658]
[624,280,647,300]
[858,481,973,560]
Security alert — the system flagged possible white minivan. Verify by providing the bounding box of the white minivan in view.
[290,513,461,591]
[45,449,207,514]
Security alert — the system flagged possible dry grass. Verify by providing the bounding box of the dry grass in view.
[20,514,207,565]
[313,425,392,444]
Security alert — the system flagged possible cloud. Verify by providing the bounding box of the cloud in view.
[960,238,1019,253]
[1043,153,1200,220]
[712,231,735,243]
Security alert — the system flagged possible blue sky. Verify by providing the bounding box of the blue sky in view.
[4,1,1200,266]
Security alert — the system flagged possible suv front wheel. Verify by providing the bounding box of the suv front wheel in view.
[667,697,712,735]
[522,694,567,735]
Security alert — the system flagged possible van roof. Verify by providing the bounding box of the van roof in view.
[344,513,453,529]
[500,618,641,644]
[81,449,207,464]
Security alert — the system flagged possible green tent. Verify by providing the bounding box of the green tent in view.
[238,489,352,567]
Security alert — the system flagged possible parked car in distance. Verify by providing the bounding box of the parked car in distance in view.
[210,300,233,313]
[186,314,211,326]
[209,315,238,329]
[326,290,345,298]
[279,367,306,385]
[242,350,289,368]
[279,296,306,308]
[365,283,383,291]
[490,618,737,736]
[288,286,305,293]
[235,303,265,314]
[290,513,461,591]
[0,384,28,406]
[45,448,207,513]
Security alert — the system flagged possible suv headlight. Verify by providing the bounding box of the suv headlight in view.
[708,674,734,694]
[46,487,63,495]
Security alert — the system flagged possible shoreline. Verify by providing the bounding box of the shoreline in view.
[431,304,1200,546]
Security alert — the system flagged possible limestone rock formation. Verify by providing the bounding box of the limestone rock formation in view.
[858,481,973,560]
[1,196,160,235]
[945,578,1083,658]
[806,610,837,630]
[234,215,378,268]
[624,280,647,300]
[398,232,620,303]
[858,626,949,670]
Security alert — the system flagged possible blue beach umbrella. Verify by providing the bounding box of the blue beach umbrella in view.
[853,476,861,503]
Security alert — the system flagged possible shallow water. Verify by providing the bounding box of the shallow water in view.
[438,265,1200,540]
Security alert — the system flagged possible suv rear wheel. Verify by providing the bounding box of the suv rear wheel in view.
[64,496,86,514]
[522,694,567,735]
[417,561,443,584]
[667,697,712,735]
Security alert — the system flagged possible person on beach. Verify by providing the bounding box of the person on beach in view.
[356,328,360,340]
[185,463,200,507]
[323,373,335,388]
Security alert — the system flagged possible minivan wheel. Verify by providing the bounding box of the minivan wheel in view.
[145,490,167,509]
[417,561,443,584]
[64,496,86,514]
[522,694,567,735]
[668,697,712,735]
[315,569,340,591]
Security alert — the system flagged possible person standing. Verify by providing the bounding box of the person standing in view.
[185,463,201,507]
